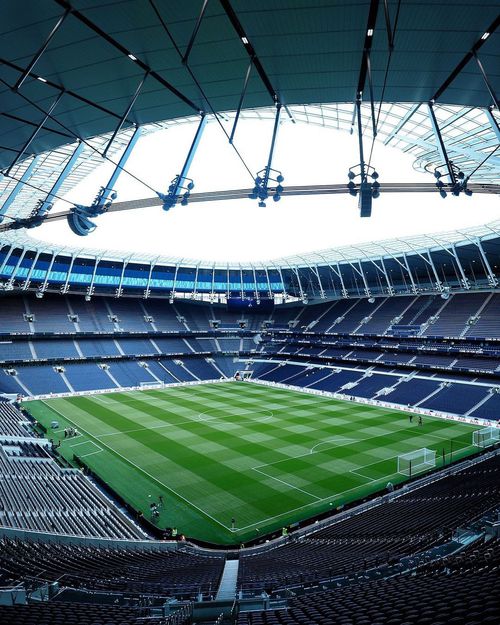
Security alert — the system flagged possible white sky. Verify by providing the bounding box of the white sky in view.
[37,118,499,262]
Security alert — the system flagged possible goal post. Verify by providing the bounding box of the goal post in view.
[472,426,499,448]
[397,448,436,477]
[139,381,165,390]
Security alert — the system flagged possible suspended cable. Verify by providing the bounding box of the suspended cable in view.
[147,0,256,183]
[366,0,403,172]
[0,77,159,196]
[466,144,499,181]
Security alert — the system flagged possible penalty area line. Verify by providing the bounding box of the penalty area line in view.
[39,400,232,532]
[252,466,322,501]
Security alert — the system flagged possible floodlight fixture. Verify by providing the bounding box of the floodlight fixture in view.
[481,32,490,40]
[251,103,285,206]
[368,297,375,303]
[157,114,206,212]
[128,53,138,61]
[258,200,266,207]
[346,163,381,216]
[66,128,141,236]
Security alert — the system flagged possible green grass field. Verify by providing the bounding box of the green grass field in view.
[26,381,479,545]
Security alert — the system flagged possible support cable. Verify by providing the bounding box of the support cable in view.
[148,0,256,183]
[366,0,403,172]
[0,77,158,196]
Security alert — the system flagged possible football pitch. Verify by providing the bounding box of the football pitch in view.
[26,381,479,545]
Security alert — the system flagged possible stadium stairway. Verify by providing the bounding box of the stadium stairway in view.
[216,558,239,600]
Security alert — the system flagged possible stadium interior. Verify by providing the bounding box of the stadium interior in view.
[0,1,499,624]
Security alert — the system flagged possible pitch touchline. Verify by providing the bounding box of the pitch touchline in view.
[40,400,233,532]
[310,438,358,453]
[235,474,380,532]
[252,466,322,501]
[252,434,376,471]
[96,410,275,439]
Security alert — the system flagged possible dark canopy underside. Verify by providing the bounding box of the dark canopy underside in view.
[0,0,498,169]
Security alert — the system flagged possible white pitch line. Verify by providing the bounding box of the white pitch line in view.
[310,438,358,454]
[39,400,233,532]
[92,396,113,405]
[96,410,275,439]
[235,474,380,532]
[69,439,92,448]
[252,466,321,501]
[79,449,104,458]
[252,435,373,471]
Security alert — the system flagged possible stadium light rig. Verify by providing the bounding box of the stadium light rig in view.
[67,127,142,236]
[434,165,473,199]
[347,164,381,218]
[157,114,207,212]
[249,102,285,207]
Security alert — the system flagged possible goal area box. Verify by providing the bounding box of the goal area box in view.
[397,448,436,477]
[472,426,499,448]
[139,381,165,389]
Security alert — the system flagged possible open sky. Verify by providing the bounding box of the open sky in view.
[37,117,499,263]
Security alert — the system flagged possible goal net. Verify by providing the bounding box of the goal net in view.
[472,426,499,448]
[139,381,165,389]
[397,448,436,477]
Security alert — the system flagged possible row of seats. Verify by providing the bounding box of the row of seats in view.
[237,454,500,592]
[253,360,500,421]
[1,292,499,338]
[0,538,225,598]
[0,437,145,540]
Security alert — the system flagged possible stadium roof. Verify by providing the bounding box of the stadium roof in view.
[0,0,498,168]
[0,1,499,274]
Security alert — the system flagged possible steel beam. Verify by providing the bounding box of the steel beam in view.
[219,0,278,103]
[428,102,456,184]
[263,103,282,190]
[62,254,76,293]
[102,70,149,158]
[0,155,41,223]
[431,14,500,103]
[41,253,57,291]
[37,142,85,217]
[14,9,70,91]
[229,59,253,144]
[103,127,142,203]
[88,258,101,296]
[0,245,15,276]
[54,0,200,113]
[485,108,500,142]
[160,115,207,209]
[7,92,64,175]
[473,52,499,110]
[182,0,210,65]
[6,248,27,287]
[23,251,41,289]
[476,239,499,287]
[193,262,200,298]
